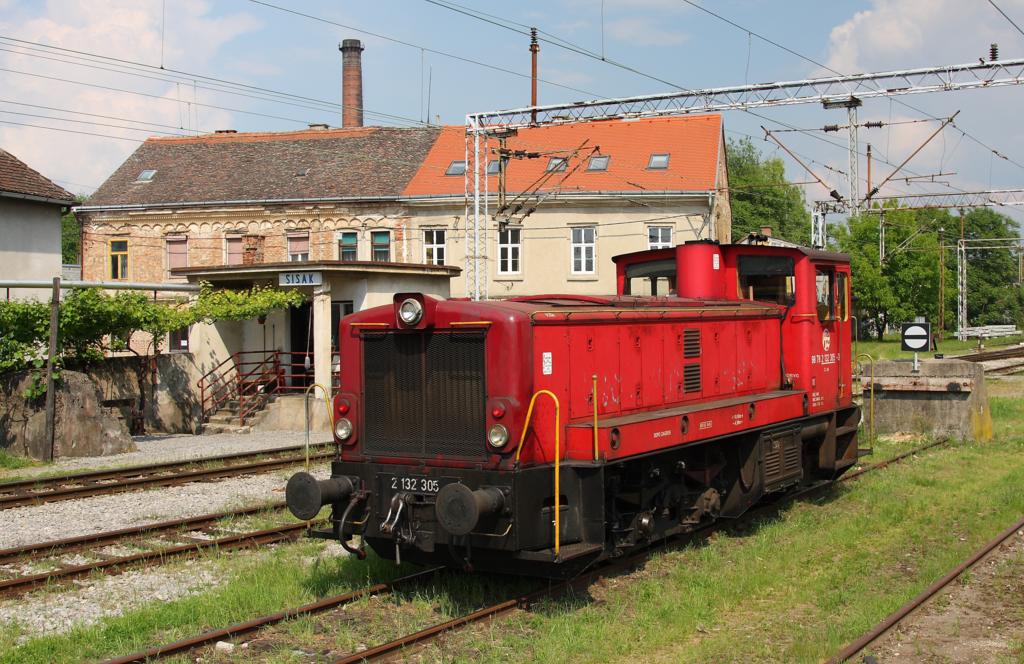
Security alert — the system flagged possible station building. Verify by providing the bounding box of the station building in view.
[76,114,730,421]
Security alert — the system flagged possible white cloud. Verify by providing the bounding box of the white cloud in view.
[606,17,688,47]
[819,0,1024,202]
[0,0,261,194]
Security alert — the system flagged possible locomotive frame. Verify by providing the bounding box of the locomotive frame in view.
[286,240,860,577]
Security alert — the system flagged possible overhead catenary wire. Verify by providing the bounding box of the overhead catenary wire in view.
[426,0,970,201]
[676,0,1024,175]
[987,0,1024,40]
[245,0,600,98]
[0,35,427,128]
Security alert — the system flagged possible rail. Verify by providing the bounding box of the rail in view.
[514,389,562,558]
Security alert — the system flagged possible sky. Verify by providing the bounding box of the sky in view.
[2,0,1024,227]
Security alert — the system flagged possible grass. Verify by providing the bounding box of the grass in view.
[2,392,1022,663]
[0,450,42,471]
[434,434,1024,663]
[855,332,1023,361]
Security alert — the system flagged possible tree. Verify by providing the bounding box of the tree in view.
[960,208,1024,326]
[61,197,85,264]
[727,137,812,244]
[836,205,1023,339]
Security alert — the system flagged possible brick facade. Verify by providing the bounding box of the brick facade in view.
[80,203,413,284]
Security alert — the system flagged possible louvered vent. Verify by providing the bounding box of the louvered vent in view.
[683,328,701,358]
[683,363,701,393]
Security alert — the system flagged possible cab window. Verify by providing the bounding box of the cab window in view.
[816,269,835,321]
[623,258,676,296]
[737,255,795,305]
[836,272,849,321]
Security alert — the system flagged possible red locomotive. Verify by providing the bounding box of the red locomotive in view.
[286,240,860,576]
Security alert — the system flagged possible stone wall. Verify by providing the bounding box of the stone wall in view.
[86,354,203,434]
[0,370,136,459]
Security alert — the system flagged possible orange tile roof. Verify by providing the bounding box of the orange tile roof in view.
[402,114,722,198]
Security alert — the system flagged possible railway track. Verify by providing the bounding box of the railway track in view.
[105,439,950,664]
[827,512,1024,663]
[0,443,334,510]
[956,345,1024,363]
[0,502,315,597]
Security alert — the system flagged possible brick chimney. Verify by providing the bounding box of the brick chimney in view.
[339,39,364,128]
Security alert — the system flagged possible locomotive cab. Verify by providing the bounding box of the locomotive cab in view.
[287,241,860,577]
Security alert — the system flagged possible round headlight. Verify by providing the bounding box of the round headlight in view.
[487,423,510,449]
[398,298,423,326]
[334,417,353,441]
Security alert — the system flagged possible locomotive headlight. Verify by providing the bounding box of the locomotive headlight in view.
[334,417,353,441]
[487,423,510,448]
[398,298,423,326]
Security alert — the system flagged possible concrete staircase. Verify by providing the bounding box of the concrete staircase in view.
[200,397,275,435]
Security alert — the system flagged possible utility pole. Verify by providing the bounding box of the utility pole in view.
[938,228,945,333]
[43,276,60,462]
[529,28,539,125]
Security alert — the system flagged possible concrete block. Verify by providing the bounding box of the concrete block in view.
[865,359,992,442]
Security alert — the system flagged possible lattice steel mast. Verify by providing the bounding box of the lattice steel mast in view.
[463,57,1024,299]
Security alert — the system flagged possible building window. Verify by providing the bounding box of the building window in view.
[226,235,243,265]
[288,233,309,262]
[169,326,190,353]
[371,230,390,262]
[546,157,567,172]
[109,239,129,280]
[647,153,670,169]
[338,231,358,262]
[166,236,187,275]
[587,155,610,171]
[445,160,466,176]
[648,226,673,250]
[498,228,521,274]
[571,227,596,274]
[423,229,446,265]
[135,169,156,182]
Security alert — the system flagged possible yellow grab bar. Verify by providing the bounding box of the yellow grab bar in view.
[855,353,876,442]
[514,389,562,557]
[303,382,334,472]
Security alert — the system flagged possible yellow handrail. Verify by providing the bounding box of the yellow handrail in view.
[304,383,334,472]
[513,389,562,557]
[591,374,599,461]
[855,353,875,441]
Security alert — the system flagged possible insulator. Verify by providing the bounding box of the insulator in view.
[823,124,840,133]
[991,43,999,61]
[865,121,883,129]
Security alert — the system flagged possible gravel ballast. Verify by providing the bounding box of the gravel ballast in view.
[0,430,333,481]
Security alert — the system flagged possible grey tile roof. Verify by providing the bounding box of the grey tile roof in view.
[0,148,75,204]
[84,126,442,208]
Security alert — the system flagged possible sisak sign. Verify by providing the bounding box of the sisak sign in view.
[900,322,931,352]
[279,271,323,287]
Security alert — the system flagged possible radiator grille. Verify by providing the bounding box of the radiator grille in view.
[362,332,487,459]
[683,328,701,358]
[763,429,803,491]
[683,364,701,393]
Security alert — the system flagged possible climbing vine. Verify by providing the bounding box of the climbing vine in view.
[0,283,306,384]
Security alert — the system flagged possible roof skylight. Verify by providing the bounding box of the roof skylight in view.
[647,154,670,170]
[545,157,567,172]
[587,155,610,171]
[445,160,467,176]
[135,169,157,182]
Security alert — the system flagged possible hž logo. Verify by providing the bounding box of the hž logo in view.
[822,329,831,352]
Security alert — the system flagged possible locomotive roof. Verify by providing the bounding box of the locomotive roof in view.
[611,242,851,265]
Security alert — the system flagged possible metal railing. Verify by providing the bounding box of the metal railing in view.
[197,350,338,426]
